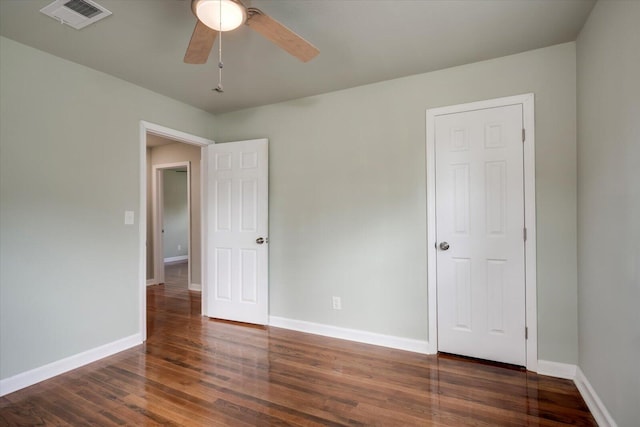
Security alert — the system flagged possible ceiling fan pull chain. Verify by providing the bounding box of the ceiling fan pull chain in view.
[214,43,223,93]
[214,0,224,93]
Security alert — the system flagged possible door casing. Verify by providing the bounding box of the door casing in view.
[425,93,538,372]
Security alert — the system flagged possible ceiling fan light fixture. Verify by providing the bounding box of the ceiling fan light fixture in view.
[193,0,246,32]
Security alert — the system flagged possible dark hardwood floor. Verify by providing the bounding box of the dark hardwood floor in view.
[1,262,596,426]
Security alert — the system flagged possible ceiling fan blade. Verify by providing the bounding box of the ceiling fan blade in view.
[246,9,319,63]
[184,20,218,64]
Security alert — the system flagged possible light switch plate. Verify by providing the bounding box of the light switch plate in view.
[124,210,135,225]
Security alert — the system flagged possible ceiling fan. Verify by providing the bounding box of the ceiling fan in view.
[184,0,319,64]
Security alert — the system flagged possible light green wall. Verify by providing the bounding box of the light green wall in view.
[162,170,188,259]
[215,43,578,363]
[0,37,214,379]
[576,1,640,425]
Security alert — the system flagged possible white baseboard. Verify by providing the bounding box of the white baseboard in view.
[164,255,187,263]
[536,361,618,426]
[188,283,202,292]
[0,333,142,397]
[537,360,577,380]
[146,279,158,286]
[575,367,618,427]
[269,316,430,354]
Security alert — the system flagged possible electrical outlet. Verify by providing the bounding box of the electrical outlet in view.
[332,296,342,310]
[178,244,181,251]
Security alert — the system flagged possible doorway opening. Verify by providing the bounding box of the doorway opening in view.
[151,162,191,290]
[139,121,213,341]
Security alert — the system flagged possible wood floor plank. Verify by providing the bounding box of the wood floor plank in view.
[0,262,597,426]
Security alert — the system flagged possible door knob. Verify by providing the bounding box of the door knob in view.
[439,241,450,251]
[256,237,266,244]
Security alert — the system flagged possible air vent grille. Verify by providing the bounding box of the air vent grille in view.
[64,0,101,19]
[40,0,111,30]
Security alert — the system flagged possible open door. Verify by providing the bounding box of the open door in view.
[203,139,268,325]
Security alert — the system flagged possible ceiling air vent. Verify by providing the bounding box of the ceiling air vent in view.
[40,0,112,30]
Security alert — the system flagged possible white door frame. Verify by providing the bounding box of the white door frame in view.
[425,93,538,372]
[139,121,214,341]
[152,161,191,288]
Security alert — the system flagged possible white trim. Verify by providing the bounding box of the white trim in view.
[139,121,214,340]
[575,367,618,427]
[534,360,618,426]
[521,94,538,372]
[164,255,188,263]
[146,278,159,286]
[0,334,141,396]
[200,149,208,316]
[142,121,213,146]
[188,283,202,292]
[269,316,430,354]
[139,123,148,341]
[537,360,577,380]
[426,107,438,355]
[426,93,538,370]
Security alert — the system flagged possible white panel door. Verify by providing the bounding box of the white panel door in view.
[435,105,526,366]
[204,139,268,325]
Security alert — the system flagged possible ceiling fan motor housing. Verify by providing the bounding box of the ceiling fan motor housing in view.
[192,0,247,32]
[185,0,320,64]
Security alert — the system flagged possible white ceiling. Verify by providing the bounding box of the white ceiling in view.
[0,0,596,114]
